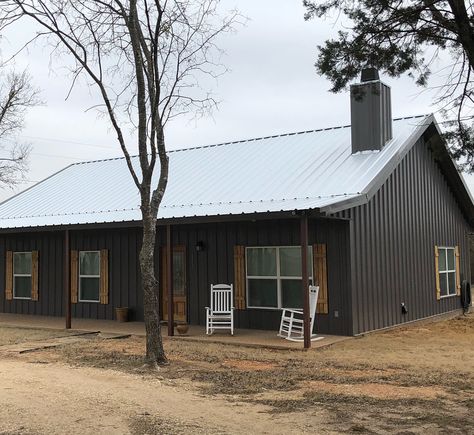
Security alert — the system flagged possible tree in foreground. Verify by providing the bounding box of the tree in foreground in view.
[1,0,240,365]
[0,70,39,185]
[304,0,474,170]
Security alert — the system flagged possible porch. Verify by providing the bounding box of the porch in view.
[0,313,350,350]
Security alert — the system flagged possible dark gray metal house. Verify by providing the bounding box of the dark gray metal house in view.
[0,72,472,338]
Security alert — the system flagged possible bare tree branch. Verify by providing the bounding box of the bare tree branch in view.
[304,0,474,170]
[0,70,40,186]
[0,0,242,364]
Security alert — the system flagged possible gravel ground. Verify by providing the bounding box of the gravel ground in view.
[0,314,473,434]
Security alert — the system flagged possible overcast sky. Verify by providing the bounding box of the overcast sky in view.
[0,0,473,201]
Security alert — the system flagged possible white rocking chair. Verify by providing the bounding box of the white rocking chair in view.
[206,284,234,335]
[278,285,324,342]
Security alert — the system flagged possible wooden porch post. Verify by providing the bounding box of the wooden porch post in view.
[65,229,71,329]
[301,214,310,349]
[166,224,174,336]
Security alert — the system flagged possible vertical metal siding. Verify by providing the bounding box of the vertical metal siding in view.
[0,232,64,317]
[335,136,471,334]
[164,218,352,335]
[70,227,144,321]
[0,220,351,334]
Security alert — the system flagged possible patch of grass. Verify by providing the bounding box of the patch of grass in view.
[253,390,435,414]
[0,326,72,346]
[58,341,150,373]
[128,413,217,435]
[402,410,473,432]
[349,424,375,433]
[191,368,297,395]
[463,398,474,409]
[0,427,36,435]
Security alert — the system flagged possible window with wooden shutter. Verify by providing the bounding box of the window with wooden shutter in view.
[12,252,33,300]
[99,249,109,304]
[5,251,13,301]
[313,244,328,314]
[31,251,39,301]
[233,245,246,309]
[70,250,78,303]
[435,246,440,300]
[245,246,314,309]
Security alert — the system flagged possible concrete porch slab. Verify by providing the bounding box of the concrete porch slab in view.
[168,326,351,350]
[0,313,351,350]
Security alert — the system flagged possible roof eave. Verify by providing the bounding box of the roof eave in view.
[320,114,433,215]
[0,208,328,233]
[320,114,474,229]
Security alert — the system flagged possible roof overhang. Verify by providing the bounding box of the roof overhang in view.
[319,115,433,215]
[426,121,474,229]
[0,208,348,234]
[320,115,474,229]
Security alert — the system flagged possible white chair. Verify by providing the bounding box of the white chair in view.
[278,285,324,342]
[206,284,234,335]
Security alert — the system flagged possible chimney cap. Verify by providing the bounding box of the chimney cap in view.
[360,67,380,82]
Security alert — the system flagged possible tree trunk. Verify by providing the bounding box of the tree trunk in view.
[448,1,474,70]
[140,213,166,365]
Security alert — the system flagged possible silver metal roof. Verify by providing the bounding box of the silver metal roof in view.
[0,115,436,229]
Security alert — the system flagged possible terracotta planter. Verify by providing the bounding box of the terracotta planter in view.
[115,307,129,322]
[176,323,189,335]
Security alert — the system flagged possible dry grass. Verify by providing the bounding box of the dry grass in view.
[128,414,218,435]
[0,326,72,346]
[16,314,474,433]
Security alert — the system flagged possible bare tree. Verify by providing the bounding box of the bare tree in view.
[0,0,240,365]
[0,70,39,186]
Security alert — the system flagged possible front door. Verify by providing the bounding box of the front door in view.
[161,246,187,322]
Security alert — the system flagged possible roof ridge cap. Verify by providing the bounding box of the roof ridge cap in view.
[69,114,431,166]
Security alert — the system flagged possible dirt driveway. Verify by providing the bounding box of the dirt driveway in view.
[0,314,474,434]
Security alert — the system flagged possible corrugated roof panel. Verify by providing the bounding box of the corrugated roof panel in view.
[0,115,431,228]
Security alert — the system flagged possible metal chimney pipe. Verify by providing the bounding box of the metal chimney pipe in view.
[351,69,393,153]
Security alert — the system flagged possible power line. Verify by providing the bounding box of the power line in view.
[29,152,85,161]
[0,137,117,162]
[19,134,117,150]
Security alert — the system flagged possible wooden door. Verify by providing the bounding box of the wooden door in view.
[161,246,187,322]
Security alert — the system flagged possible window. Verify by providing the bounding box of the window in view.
[246,246,313,309]
[438,247,457,297]
[13,252,32,299]
[79,251,100,302]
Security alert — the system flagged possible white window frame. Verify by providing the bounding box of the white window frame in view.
[13,251,32,300]
[246,246,313,310]
[79,250,101,303]
[438,246,457,298]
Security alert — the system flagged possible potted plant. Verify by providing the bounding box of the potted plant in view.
[176,323,189,335]
[115,307,129,322]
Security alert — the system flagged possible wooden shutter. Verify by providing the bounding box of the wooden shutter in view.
[435,246,440,300]
[5,251,13,301]
[233,245,246,309]
[313,244,328,314]
[455,246,461,297]
[31,250,39,301]
[70,250,78,303]
[99,249,109,304]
